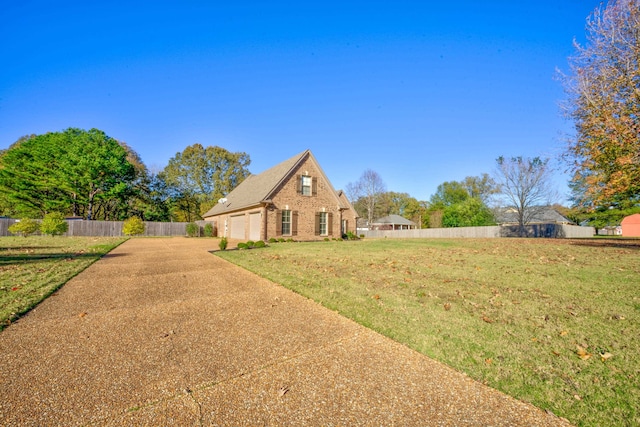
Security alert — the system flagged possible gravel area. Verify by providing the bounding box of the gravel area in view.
[0,237,573,426]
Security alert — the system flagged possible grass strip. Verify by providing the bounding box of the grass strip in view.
[0,236,126,329]
[217,238,640,427]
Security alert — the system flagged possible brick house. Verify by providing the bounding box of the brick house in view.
[202,150,359,241]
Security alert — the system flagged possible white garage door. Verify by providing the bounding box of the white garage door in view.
[249,212,261,241]
[230,215,245,239]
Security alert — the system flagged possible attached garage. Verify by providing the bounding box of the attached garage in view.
[230,214,245,240]
[621,214,640,237]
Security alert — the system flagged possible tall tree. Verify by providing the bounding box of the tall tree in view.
[346,169,386,226]
[0,128,135,219]
[560,0,640,208]
[494,156,557,236]
[427,177,495,228]
[462,173,499,205]
[161,144,250,221]
[429,181,469,208]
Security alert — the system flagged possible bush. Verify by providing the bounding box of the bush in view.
[219,236,228,250]
[346,231,359,240]
[278,238,286,243]
[122,217,145,236]
[203,222,214,237]
[359,234,365,239]
[40,212,68,236]
[286,238,295,242]
[186,222,200,237]
[254,240,266,248]
[8,218,39,237]
[246,240,255,248]
[237,242,248,249]
[268,237,278,243]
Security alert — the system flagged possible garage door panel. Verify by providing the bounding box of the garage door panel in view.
[249,212,261,241]
[230,215,245,239]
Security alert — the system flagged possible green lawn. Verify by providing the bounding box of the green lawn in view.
[217,238,640,427]
[0,236,126,329]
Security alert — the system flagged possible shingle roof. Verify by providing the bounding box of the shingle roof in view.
[496,207,572,224]
[372,214,416,226]
[203,150,313,217]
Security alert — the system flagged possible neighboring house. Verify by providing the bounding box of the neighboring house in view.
[495,207,573,225]
[202,150,359,241]
[371,214,417,230]
[621,213,640,237]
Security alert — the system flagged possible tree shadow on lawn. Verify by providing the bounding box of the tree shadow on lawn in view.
[568,238,640,251]
[0,252,110,266]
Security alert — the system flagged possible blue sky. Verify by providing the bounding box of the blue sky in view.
[1,1,598,203]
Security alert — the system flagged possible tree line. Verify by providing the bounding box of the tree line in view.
[0,128,250,222]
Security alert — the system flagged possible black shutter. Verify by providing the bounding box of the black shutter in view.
[292,211,298,236]
[276,210,282,235]
[328,212,333,235]
[312,177,318,196]
[315,212,321,235]
[296,175,302,194]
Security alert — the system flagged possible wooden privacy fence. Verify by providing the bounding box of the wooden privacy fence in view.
[0,218,210,237]
[1,218,595,239]
[361,224,595,239]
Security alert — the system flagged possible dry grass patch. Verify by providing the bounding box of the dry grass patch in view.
[217,238,640,427]
[0,236,126,329]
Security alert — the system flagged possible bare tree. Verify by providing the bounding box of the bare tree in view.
[346,169,386,226]
[494,156,557,236]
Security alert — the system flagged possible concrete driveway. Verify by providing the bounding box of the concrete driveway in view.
[0,238,571,426]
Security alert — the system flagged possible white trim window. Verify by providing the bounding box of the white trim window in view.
[282,210,291,235]
[301,175,312,196]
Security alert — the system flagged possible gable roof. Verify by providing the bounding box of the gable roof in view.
[372,214,416,226]
[202,149,349,217]
[496,207,572,224]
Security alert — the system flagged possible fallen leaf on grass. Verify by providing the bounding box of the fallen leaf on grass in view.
[559,330,568,336]
[485,358,492,365]
[482,316,494,324]
[600,352,614,361]
[372,294,380,300]
[443,303,451,311]
[576,345,591,360]
[78,312,87,318]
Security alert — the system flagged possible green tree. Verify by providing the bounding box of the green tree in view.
[442,198,495,227]
[560,0,640,208]
[462,173,498,204]
[429,181,469,208]
[40,212,68,236]
[161,144,250,221]
[428,176,496,228]
[0,128,136,220]
[122,217,145,236]
[8,218,39,237]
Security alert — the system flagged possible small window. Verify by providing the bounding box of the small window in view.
[282,210,291,235]
[301,175,312,196]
